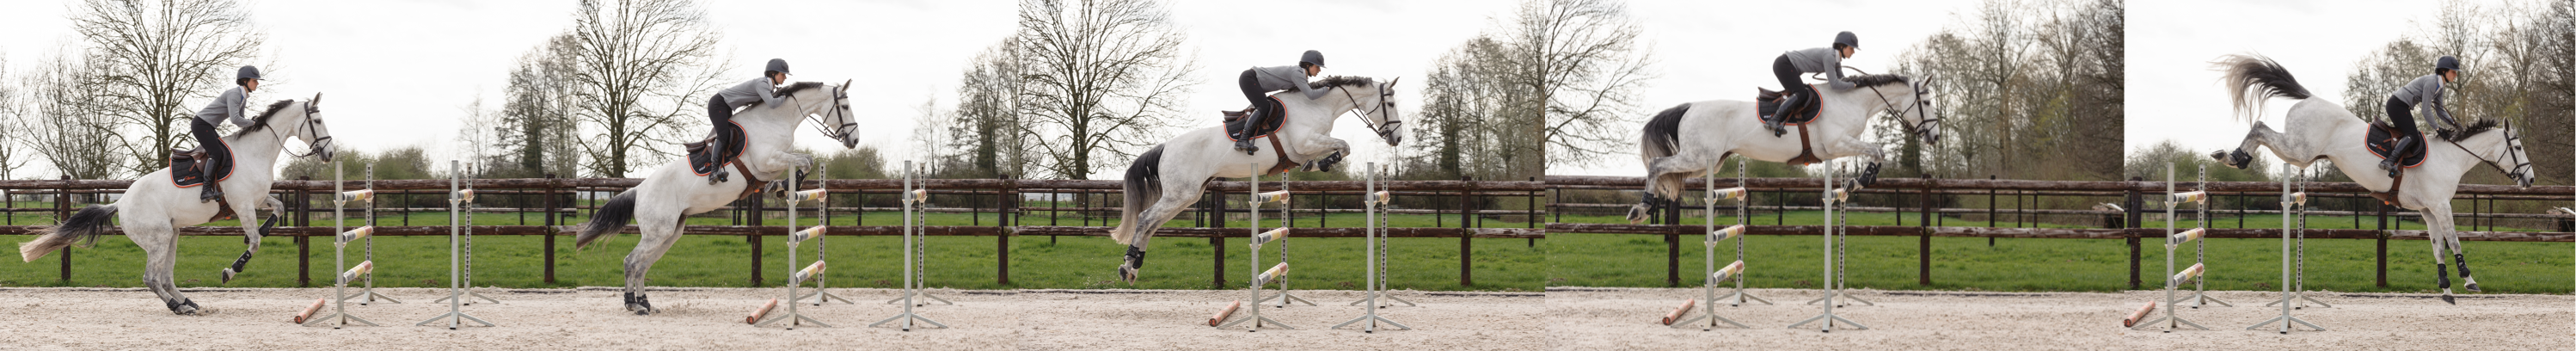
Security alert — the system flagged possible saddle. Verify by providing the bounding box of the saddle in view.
[1217,95,1301,176]
[1755,86,1827,165]
[167,145,245,222]
[2364,122,2427,205]
[686,120,750,177]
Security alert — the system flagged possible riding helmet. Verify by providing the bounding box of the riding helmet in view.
[235,65,261,86]
[765,58,791,76]
[1299,50,1326,68]
[2434,55,2462,74]
[1833,31,1859,50]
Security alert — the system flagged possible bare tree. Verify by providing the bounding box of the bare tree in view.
[1516,0,1655,173]
[947,40,1031,178]
[559,0,727,177]
[23,51,129,180]
[0,53,27,179]
[67,0,270,176]
[1891,0,2122,182]
[1010,0,1199,179]
[500,35,583,177]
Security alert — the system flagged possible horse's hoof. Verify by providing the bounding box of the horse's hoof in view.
[220,268,237,284]
[1858,163,1882,187]
[1118,267,1139,283]
[1623,206,1650,225]
[2439,294,2456,305]
[2463,280,2481,292]
[174,300,202,315]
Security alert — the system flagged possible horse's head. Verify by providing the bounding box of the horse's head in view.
[242,93,335,163]
[1362,77,1404,146]
[2457,120,2533,188]
[1898,75,1941,145]
[300,93,336,163]
[783,80,860,149]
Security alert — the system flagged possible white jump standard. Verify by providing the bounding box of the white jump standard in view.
[417,160,494,329]
[1216,165,1294,330]
[1345,163,1417,309]
[2132,163,2211,332]
[757,164,831,329]
[1253,181,1314,308]
[349,163,401,305]
[302,162,379,328]
[1787,165,1867,332]
[1671,158,1758,330]
[2248,163,2327,333]
[433,164,500,305]
[871,161,948,331]
[1334,163,1412,332]
[883,163,954,309]
[2260,168,2334,311]
[796,166,853,305]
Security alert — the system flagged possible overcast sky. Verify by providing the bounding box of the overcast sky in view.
[0,0,1510,179]
[2127,0,2475,158]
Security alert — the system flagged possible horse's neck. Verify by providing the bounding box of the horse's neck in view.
[1821,86,1897,126]
[221,111,295,182]
[1281,89,1358,132]
[732,98,816,172]
[2431,134,2501,171]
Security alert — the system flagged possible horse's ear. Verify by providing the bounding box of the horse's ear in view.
[1387,77,1401,89]
[310,93,322,107]
[839,79,851,93]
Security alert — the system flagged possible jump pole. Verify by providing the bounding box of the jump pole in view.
[2181,164,2232,308]
[1254,177,1312,308]
[352,163,400,305]
[757,163,831,329]
[2262,168,2333,311]
[1806,163,1873,308]
[1788,163,1867,332]
[302,161,379,328]
[1217,163,1294,330]
[797,163,852,305]
[1672,158,1755,329]
[871,161,948,330]
[2248,163,2326,333]
[2131,162,2209,331]
[1334,163,1411,332]
[416,160,494,329]
[435,163,500,305]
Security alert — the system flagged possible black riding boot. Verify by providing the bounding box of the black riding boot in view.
[1233,136,1257,155]
[2380,136,2416,178]
[1234,109,1264,155]
[704,139,729,185]
[1765,94,1801,137]
[199,181,224,203]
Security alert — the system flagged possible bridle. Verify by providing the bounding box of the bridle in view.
[2446,120,2530,185]
[1335,80,1401,142]
[788,86,857,144]
[267,99,330,158]
[1825,68,1940,139]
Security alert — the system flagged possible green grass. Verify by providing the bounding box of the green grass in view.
[2,210,1543,292]
[1550,212,2574,293]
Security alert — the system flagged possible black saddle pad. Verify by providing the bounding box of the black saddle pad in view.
[1221,95,1287,141]
[168,144,233,188]
[2365,122,2426,169]
[687,120,749,176]
[1756,86,1821,126]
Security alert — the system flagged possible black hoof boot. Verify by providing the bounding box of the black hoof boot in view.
[2456,254,2480,292]
[1119,246,1147,283]
[633,294,657,315]
[1857,163,1883,188]
[1314,151,1344,172]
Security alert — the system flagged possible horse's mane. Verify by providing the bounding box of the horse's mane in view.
[2436,120,2501,143]
[235,100,298,134]
[1309,76,1375,89]
[774,82,826,97]
[1843,74,1907,88]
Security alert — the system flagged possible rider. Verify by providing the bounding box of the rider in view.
[1766,31,1861,137]
[1232,50,1330,155]
[189,65,261,202]
[705,58,792,183]
[2379,55,2463,177]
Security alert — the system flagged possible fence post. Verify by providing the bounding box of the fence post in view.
[1663,177,1679,287]
[1211,186,1226,289]
[297,176,311,287]
[1462,176,1476,287]
[2377,201,2389,288]
[998,174,1013,286]
[1528,177,1538,248]
[2124,176,2143,290]
[748,192,764,287]
[1987,175,1996,248]
[58,175,71,283]
[1920,176,1934,286]
[543,174,558,285]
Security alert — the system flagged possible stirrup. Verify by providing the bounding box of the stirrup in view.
[1234,139,1258,155]
[199,186,224,203]
[707,165,729,184]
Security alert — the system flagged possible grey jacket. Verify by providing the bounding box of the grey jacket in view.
[1783,47,1855,91]
[718,77,788,109]
[1250,65,1330,100]
[194,86,255,127]
[2391,74,2449,123]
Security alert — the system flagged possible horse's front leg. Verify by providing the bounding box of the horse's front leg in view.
[220,194,268,284]
[1292,136,1352,172]
[1825,139,1891,188]
[758,153,818,193]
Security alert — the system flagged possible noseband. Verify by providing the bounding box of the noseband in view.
[1336,83,1401,142]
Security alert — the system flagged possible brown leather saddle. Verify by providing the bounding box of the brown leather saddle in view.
[2363,122,2426,205]
[1755,86,1827,165]
[1219,95,1300,176]
[686,120,750,177]
[167,146,245,222]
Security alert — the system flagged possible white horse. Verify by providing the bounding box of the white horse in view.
[1109,76,1404,282]
[19,95,336,315]
[569,81,859,314]
[1625,73,1941,223]
[2206,54,2533,304]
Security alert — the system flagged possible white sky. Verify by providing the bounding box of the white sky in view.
[0,0,1511,179]
[2126,0,2467,157]
[1549,0,1973,176]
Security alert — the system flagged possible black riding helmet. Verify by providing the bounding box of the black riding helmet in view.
[2434,55,2462,75]
[236,65,261,86]
[1833,31,1859,50]
[1299,50,1326,69]
[765,58,791,77]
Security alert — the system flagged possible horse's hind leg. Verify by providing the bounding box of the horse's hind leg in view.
[1122,181,1204,282]
[131,222,195,314]
[2425,206,2479,292]
[1631,154,1716,224]
[622,219,683,315]
[2211,122,2283,169]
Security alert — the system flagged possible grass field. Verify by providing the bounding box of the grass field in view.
[1,210,1544,292]
[1549,212,2575,293]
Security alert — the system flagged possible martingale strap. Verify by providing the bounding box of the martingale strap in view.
[1266,137,1298,176]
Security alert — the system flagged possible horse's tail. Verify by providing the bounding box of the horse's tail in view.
[1111,145,1168,246]
[2213,53,2313,121]
[20,205,118,262]
[1640,103,1690,162]
[571,189,639,249]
